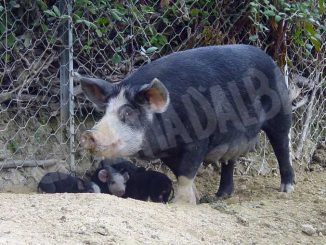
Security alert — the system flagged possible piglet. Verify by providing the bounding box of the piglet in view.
[124,170,174,203]
[92,164,129,197]
[38,172,100,193]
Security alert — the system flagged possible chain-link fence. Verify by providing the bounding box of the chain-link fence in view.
[0,0,325,191]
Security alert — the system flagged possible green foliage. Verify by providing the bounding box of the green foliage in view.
[44,5,61,17]
[249,0,325,53]
[111,53,121,65]
[6,140,19,154]
[0,0,324,74]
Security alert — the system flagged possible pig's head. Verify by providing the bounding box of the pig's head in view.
[97,166,129,197]
[76,178,98,193]
[83,181,101,193]
[77,74,170,158]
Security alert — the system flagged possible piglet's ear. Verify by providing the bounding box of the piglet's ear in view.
[73,72,112,111]
[123,172,129,182]
[77,178,85,190]
[136,78,170,113]
[98,169,109,183]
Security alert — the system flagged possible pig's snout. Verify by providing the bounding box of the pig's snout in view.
[81,130,96,150]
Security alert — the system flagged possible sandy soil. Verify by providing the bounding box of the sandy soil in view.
[0,170,325,245]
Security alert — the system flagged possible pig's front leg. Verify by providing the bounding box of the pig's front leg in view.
[165,143,207,204]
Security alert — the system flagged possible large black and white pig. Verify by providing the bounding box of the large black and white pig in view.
[76,44,295,204]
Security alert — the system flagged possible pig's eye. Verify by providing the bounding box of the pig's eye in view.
[118,105,139,125]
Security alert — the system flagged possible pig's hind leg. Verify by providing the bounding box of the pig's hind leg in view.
[216,160,235,199]
[263,115,295,193]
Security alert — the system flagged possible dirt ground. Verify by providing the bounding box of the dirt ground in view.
[0,169,325,245]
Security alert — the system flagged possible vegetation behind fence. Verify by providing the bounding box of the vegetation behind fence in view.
[0,0,325,184]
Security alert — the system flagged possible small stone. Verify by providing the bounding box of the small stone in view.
[60,216,66,222]
[317,223,326,235]
[150,234,159,239]
[201,237,205,241]
[302,224,316,236]
[236,216,249,227]
[239,185,247,191]
[96,226,109,236]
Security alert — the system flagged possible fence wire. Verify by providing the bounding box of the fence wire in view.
[0,0,325,190]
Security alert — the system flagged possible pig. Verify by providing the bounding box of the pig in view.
[90,166,110,194]
[123,170,174,203]
[76,44,295,204]
[91,158,144,194]
[38,172,101,193]
[95,158,173,203]
[93,163,129,196]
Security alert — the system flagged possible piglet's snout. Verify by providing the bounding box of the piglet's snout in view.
[80,130,96,150]
[116,190,125,197]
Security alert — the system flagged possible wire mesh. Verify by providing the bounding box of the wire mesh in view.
[0,0,325,191]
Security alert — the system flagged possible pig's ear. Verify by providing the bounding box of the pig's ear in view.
[135,78,170,113]
[74,73,112,111]
[98,169,109,183]
[122,172,129,182]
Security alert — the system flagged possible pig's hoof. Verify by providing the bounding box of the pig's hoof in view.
[216,186,234,199]
[215,192,233,200]
[171,195,196,205]
[280,183,294,193]
[171,190,196,204]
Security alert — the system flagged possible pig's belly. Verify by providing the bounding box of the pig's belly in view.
[205,137,258,162]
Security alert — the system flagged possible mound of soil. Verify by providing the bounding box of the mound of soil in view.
[0,171,325,244]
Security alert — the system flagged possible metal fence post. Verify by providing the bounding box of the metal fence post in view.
[59,0,75,172]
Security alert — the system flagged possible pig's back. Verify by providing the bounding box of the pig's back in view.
[124,44,282,94]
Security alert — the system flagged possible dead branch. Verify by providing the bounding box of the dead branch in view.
[292,96,309,111]
[17,51,57,98]
[0,85,24,104]
[0,52,57,104]
[289,84,302,102]
[0,159,64,169]
[295,84,318,159]
[238,157,256,163]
